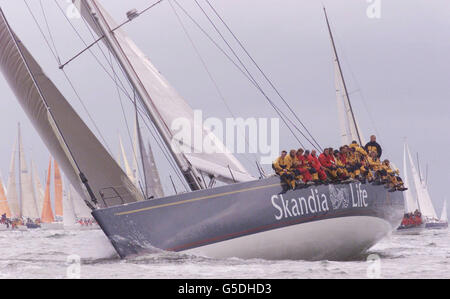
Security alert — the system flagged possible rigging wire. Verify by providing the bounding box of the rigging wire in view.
[173,0,326,150]
[204,0,324,152]
[188,0,316,149]
[168,0,259,173]
[23,0,113,155]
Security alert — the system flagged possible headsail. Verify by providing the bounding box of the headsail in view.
[63,185,77,227]
[54,160,63,218]
[76,0,254,185]
[6,140,19,218]
[145,142,164,199]
[0,9,143,208]
[41,159,55,223]
[402,143,418,212]
[406,144,437,219]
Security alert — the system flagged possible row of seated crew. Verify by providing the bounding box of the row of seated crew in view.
[272,139,408,192]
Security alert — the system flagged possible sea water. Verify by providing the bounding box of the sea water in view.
[0,228,449,279]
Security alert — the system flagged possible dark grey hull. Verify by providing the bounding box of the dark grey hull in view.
[92,176,404,260]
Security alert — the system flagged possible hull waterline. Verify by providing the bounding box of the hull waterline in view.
[92,177,404,260]
[425,222,448,230]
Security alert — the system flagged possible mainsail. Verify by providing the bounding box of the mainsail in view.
[402,143,418,212]
[54,160,63,218]
[0,175,11,218]
[76,0,254,185]
[41,159,55,223]
[6,140,19,218]
[325,8,365,146]
[0,9,143,208]
[406,144,437,219]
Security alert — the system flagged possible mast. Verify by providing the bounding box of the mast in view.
[324,7,363,146]
[82,0,204,191]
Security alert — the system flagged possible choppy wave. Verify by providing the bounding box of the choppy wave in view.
[0,228,449,278]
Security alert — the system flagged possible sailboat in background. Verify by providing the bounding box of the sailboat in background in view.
[403,144,447,230]
[64,184,99,230]
[53,160,63,220]
[396,143,424,234]
[0,3,405,260]
[0,173,12,230]
[40,159,63,230]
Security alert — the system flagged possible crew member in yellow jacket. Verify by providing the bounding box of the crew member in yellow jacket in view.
[382,160,408,191]
[273,150,296,190]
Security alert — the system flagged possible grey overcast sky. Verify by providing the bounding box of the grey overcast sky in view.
[0,0,449,214]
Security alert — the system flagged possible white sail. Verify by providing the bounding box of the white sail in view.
[119,134,135,183]
[0,11,143,208]
[143,141,165,199]
[440,200,447,222]
[32,160,45,217]
[402,144,418,213]
[18,127,39,219]
[77,0,253,184]
[406,145,437,219]
[335,64,351,146]
[70,184,92,219]
[63,187,77,227]
[6,140,20,218]
[327,9,365,146]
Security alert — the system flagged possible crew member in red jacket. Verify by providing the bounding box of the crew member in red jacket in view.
[319,148,338,181]
[308,150,327,182]
[296,148,313,183]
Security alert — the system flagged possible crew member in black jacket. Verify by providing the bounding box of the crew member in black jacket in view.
[365,135,382,158]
